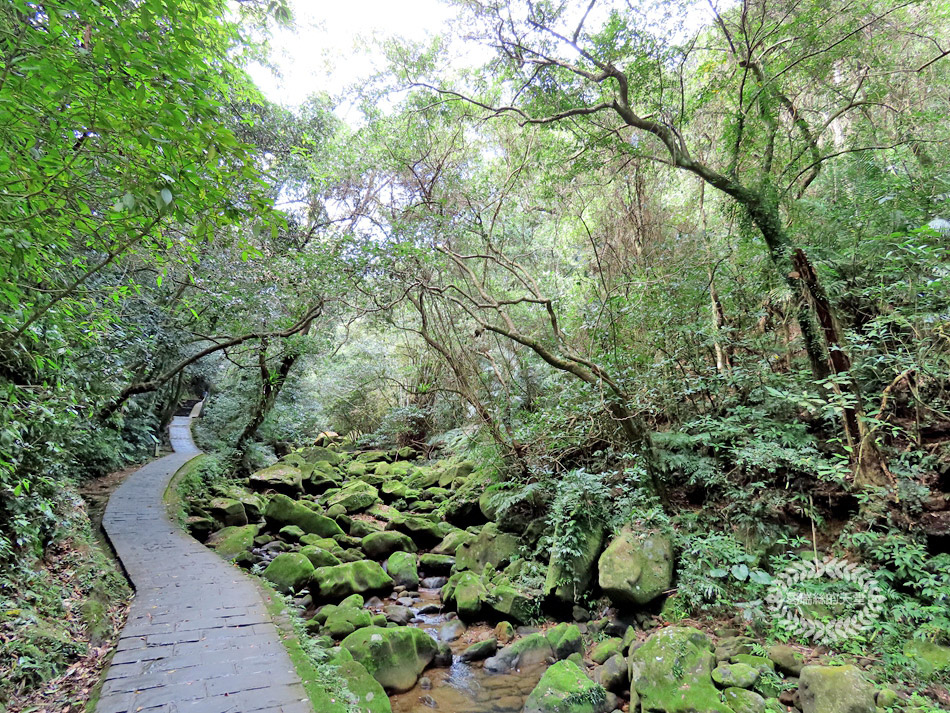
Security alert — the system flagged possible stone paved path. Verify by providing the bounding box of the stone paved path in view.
[96,410,311,713]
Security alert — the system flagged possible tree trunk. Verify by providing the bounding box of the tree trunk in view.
[790,249,888,487]
[235,343,299,462]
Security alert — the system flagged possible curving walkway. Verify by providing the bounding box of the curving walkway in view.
[96,407,311,713]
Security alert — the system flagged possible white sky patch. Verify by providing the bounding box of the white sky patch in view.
[246,0,454,113]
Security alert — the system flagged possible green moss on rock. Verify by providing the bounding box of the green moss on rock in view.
[207,524,259,561]
[591,637,624,665]
[248,463,303,495]
[265,494,344,537]
[544,523,604,605]
[341,626,438,692]
[456,523,520,573]
[336,660,392,713]
[598,529,673,607]
[798,665,875,713]
[362,531,417,559]
[484,632,554,673]
[262,552,315,594]
[723,687,766,713]
[547,623,583,660]
[432,529,476,556]
[386,551,419,589]
[523,659,610,713]
[300,545,342,568]
[311,560,394,600]
[627,626,732,713]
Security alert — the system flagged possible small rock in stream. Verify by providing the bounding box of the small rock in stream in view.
[440,619,466,642]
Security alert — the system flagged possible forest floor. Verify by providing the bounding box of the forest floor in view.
[3,463,143,713]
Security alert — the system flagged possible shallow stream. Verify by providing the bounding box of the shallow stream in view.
[369,588,548,713]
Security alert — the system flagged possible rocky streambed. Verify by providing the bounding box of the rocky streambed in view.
[181,436,945,713]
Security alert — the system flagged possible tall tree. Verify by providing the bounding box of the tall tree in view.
[409,0,949,484]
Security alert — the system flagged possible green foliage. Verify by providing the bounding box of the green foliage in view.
[545,470,612,578]
[0,0,278,562]
[0,487,129,703]
[666,526,775,620]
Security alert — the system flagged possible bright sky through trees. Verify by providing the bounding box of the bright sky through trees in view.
[246,0,453,110]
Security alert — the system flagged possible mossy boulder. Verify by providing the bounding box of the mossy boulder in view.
[300,534,344,553]
[310,561,394,600]
[437,460,474,488]
[279,524,305,541]
[262,552,314,594]
[341,626,438,692]
[591,637,625,665]
[248,463,303,495]
[300,545,342,568]
[386,551,419,589]
[712,662,760,689]
[904,639,950,677]
[715,635,753,661]
[388,515,444,548]
[313,595,363,625]
[523,659,611,713]
[732,655,777,696]
[336,660,391,713]
[207,524,259,561]
[419,553,455,574]
[723,688,767,713]
[186,516,215,541]
[627,626,732,713]
[488,583,536,624]
[264,494,344,537]
[593,653,629,694]
[367,503,402,522]
[408,465,441,488]
[325,607,374,639]
[451,571,489,621]
[459,638,498,662]
[346,461,368,477]
[766,644,805,676]
[598,529,673,607]
[455,523,520,573]
[306,471,342,495]
[350,518,383,538]
[546,623,584,660]
[238,494,265,521]
[798,665,875,713]
[362,531,417,559]
[544,523,604,605]
[209,497,248,527]
[394,446,417,460]
[380,480,417,502]
[356,450,390,464]
[484,632,554,673]
[300,446,343,466]
[328,481,380,514]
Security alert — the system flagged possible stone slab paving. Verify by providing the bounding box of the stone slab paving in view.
[97,412,311,713]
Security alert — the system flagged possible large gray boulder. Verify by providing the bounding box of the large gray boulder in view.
[264,494,343,537]
[627,626,732,713]
[798,665,876,713]
[455,522,520,573]
[523,659,612,713]
[341,626,438,693]
[598,528,673,607]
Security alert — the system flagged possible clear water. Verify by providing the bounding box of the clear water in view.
[378,589,547,713]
